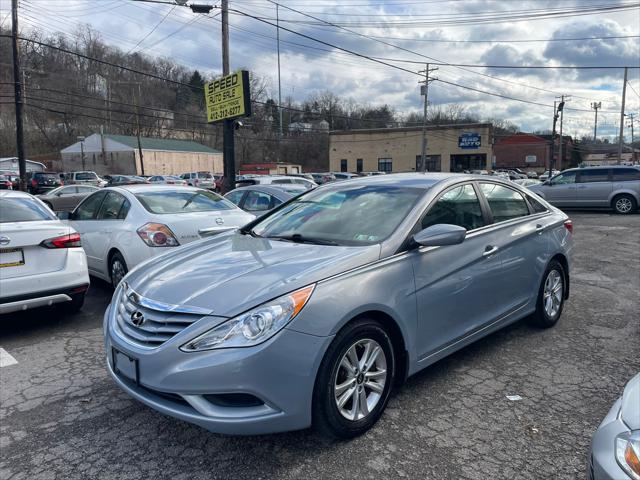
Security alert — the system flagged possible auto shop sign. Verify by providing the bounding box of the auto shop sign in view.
[204,70,251,123]
[458,133,481,149]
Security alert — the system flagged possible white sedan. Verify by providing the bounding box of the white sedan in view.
[0,190,89,314]
[63,185,255,287]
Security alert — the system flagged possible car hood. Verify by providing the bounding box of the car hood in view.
[620,373,640,430]
[124,232,381,317]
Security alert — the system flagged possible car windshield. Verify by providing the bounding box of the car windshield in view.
[135,189,236,214]
[198,172,212,179]
[251,184,424,246]
[0,198,56,223]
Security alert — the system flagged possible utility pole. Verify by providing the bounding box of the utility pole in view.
[418,64,437,173]
[591,102,601,142]
[276,3,283,139]
[617,67,628,164]
[11,0,26,191]
[549,100,564,178]
[135,83,145,175]
[556,95,570,170]
[221,0,235,193]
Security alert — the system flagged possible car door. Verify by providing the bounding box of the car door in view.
[543,170,578,206]
[410,182,503,361]
[575,169,612,207]
[68,190,107,273]
[57,186,80,210]
[478,182,550,312]
[90,191,130,272]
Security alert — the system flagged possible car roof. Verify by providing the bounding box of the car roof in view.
[228,185,302,198]
[0,189,33,199]
[108,184,205,193]
[321,172,477,189]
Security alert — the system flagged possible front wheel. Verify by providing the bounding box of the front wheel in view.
[313,319,395,438]
[529,260,566,328]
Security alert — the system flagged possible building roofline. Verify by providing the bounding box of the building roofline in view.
[329,123,493,136]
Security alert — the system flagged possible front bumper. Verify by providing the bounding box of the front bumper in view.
[104,305,333,435]
[590,398,633,480]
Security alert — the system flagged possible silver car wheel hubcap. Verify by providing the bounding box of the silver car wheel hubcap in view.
[616,198,632,213]
[334,338,387,421]
[111,260,126,286]
[543,270,563,318]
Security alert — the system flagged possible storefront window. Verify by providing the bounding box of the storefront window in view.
[378,158,392,173]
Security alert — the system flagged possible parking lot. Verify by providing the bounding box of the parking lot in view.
[0,211,638,480]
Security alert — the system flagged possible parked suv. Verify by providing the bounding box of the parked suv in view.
[180,171,216,190]
[64,171,106,187]
[528,166,640,214]
[27,171,63,194]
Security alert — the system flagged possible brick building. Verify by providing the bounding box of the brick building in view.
[493,133,550,172]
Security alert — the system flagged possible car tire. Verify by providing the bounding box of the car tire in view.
[109,251,128,289]
[612,194,636,215]
[59,291,85,313]
[312,318,395,439]
[529,260,566,328]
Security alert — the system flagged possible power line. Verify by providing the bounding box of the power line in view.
[126,4,176,54]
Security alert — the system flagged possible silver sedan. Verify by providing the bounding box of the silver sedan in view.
[104,173,573,437]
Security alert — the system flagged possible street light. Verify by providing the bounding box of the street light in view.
[189,3,213,13]
[77,136,86,171]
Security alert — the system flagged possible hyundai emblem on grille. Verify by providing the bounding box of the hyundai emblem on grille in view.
[130,311,145,326]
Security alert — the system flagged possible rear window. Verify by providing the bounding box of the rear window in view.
[34,173,58,179]
[612,168,640,181]
[76,172,97,180]
[197,172,212,179]
[0,198,56,223]
[135,190,236,214]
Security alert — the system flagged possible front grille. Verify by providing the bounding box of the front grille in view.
[114,287,203,348]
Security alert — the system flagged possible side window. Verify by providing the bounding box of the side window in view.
[73,191,107,220]
[579,169,609,183]
[117,199,131,220]
[97,192,127,220]
[527,194,548,214]
[271,197,283,208]
[272,179,292,184]
[243,191,273,212]
[421,184,485,231]
[225,190,245,206]
[60,186,78,195]
[550,171,577,185]
[612,168,640,181]
[76,186,94,193]
[480,183,529,223]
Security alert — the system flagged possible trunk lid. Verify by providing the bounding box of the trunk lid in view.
[0,220,74,279]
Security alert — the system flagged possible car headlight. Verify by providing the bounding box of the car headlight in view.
[616,431,640,480]
[180,285,315,352]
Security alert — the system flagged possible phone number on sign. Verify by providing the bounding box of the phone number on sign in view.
[210,105,244,121]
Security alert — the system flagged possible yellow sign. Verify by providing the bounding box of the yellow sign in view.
[204,70,251,123]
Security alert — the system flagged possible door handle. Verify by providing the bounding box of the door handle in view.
[482,245,499,257]
[536,224,545,235]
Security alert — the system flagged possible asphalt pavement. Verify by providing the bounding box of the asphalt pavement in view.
[1,212,638,480]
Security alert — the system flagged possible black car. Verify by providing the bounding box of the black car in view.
[106,175,148,186]
[27,172,63,194]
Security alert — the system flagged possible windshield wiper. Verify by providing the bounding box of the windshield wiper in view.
[265,233,340,246]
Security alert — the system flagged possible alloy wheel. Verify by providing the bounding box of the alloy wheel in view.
[616,197,633,214]
[334,338,387,421]
[543,270,563,318]
[111,259,126,287]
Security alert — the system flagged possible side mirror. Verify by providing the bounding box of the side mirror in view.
[56,211,71,220]
[413,224,466,248]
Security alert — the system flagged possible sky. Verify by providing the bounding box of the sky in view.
[3,0,640,140]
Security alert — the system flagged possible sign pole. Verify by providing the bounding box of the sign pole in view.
[221,0,235,193]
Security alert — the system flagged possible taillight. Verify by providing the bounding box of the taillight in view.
[40,233,82,248]
[31,179,38,186]
[137,223,180,247]
[564,219,573,234]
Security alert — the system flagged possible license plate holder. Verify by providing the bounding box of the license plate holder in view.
[0,248,25,268]
[112,348,139,384]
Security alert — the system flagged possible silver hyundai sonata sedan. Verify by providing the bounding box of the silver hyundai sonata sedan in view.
[104,173,573,438]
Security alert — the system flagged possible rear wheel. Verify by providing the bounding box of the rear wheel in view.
[313,319,395,438]
[109,251,128,288]
[529,260,565,328]
[612,194,636,215]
